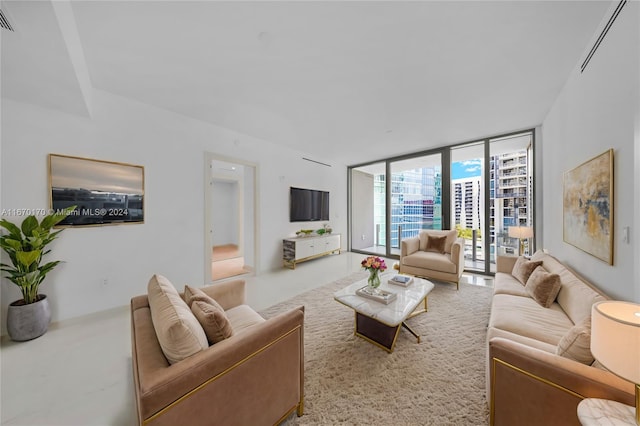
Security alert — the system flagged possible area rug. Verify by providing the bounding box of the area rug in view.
[260,272,492,425]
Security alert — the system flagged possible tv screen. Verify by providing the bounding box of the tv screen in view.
[290,187,329,222]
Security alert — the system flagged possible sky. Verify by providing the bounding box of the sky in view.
[451,159,482,180]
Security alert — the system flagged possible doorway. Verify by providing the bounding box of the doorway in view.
[204,153,257,283]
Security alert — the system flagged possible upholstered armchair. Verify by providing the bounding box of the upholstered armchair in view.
[131,278,304,426]
[399,229,465,290]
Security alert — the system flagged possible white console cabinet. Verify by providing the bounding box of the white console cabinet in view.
[283,234,341,269]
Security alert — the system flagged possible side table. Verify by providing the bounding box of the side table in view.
[577,398,636,425]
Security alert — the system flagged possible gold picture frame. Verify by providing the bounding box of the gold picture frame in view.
[49,154,145,227]
[562,149,613,264]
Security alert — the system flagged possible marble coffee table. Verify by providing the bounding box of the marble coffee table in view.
[334,274,435,353]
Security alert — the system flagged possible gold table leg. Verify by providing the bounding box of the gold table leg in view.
[401,322,421,343]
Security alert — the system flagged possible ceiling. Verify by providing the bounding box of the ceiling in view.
[1,1,612,165]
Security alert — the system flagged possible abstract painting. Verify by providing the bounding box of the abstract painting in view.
[563,149,613,264]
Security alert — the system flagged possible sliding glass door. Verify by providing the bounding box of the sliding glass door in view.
[349,129,534,274]
[449,132,534,273]
[389,155,442,255]
[450,142,485,272]
[349,154,443,258]
[489,132,534,269]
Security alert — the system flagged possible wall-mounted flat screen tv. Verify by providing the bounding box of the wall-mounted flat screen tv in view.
[49,154,144,227]
[290,187,329,222]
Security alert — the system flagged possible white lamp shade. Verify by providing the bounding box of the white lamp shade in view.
[591,301,640,385]
[508,226,533,239]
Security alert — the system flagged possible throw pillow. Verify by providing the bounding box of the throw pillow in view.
[147,275,208,364]
[184,284,225,312]
[191,300,234,344]
[426,234,447,254]
[525,266,562,308]
[556,317,594,365]
[512,256,543,285]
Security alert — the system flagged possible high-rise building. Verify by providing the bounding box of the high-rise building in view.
[490,150,530,257]
[453,176,482,230]
[373,167,442,248]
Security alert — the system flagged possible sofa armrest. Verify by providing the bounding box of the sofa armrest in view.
[401,236,419,257]
[451,237,465,276]
[489,337,634,426]
[137,305,304,424]
[496,256,518,274]
[201,279,246,310]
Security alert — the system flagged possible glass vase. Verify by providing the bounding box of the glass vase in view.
[367,269,381,293]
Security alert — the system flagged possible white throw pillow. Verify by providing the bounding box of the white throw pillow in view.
[147,274,208,364]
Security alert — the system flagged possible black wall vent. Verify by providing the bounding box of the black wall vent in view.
[581,0,626,73]
[0,9,14,32]
[302,157,332,167]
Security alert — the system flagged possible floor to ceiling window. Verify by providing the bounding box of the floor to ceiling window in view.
[389,155,443,255]
[489,132,534,270]
[348,129,534,275]
[450,142,485,272]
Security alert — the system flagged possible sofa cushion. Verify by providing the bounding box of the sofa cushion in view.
[419,229,457,253]
[426,235,447,254]
[487,326,558,354]
[147,275,208,364]
[184,285,234,344]
[402,251,456,274]
[225,305,265,334]
[531,251,607,324]
[419,232,428,251]
[493,272,529,297]
[512,256,543,285]
[191,300,234,344]
[555,317,594,365]
[489,294,574,346]
[526,266,562,308]
[183,284,225,312]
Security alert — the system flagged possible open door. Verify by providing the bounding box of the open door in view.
[205,154,257,283]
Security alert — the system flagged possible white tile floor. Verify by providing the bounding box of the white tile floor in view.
[0,252,492,426]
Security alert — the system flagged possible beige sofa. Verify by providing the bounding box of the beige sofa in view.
[400,229,465,289]
[488,251,635,426]
[131,277,304,426]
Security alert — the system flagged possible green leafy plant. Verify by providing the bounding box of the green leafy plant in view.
[455,224,481,240]
[0,207,76,304]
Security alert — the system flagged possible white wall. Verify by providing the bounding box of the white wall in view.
[541,1,639,302]
[211,180,238,246]
[0,89,347,327]
[350,170,374,250]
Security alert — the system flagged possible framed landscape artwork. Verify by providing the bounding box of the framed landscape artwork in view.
[563,149,613,264]
[49,154,145,227]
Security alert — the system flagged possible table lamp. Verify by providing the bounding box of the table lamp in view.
[508,226,533,256]
[591,301,640,425]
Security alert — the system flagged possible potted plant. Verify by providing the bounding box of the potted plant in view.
[0,206,75,341]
